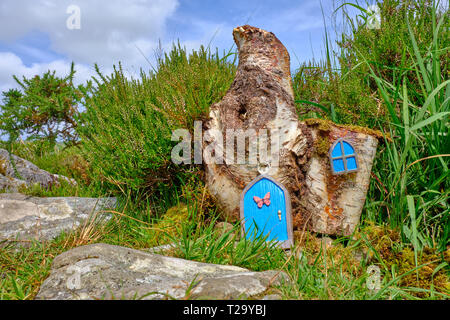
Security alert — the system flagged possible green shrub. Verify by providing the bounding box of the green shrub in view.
[77,44,236,204]
[293,60,381,125]
[0,63,83,149]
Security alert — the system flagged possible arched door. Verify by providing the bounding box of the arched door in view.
[240,175,293,248]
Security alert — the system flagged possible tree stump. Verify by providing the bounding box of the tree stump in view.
[203,25,379,236]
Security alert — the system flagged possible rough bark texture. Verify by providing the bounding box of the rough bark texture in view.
[301,123,378,235]
[204,25,378,236]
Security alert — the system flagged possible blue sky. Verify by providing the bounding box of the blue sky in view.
[0,0,367,93]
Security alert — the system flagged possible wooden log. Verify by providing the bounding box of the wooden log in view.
[300,123,379,235]
[203,25,379,236]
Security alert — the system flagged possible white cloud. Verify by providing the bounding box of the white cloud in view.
[0,0,331,95]
[0,52,95,93]
[0,0,178,67]
[263,1,325,33]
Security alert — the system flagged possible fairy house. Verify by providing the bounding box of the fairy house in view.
[203,25,381,237]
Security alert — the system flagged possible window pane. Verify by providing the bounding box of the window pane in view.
[331,143,342,158]
[342,141,355,156]
[333,159,345,172]
[346,157,357,170]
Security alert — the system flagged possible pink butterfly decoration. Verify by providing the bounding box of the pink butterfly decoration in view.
[253,192,271,208]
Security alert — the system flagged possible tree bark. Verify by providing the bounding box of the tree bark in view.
[203,25,378,236]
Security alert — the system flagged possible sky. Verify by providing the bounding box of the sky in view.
[0,0,367,93]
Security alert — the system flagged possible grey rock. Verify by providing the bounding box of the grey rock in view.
[0,148,76,192]
[35,243,289,300]
[0,174,27,192]
[0,193,117,243]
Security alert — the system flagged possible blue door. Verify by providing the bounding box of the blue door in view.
[241,176,292,247]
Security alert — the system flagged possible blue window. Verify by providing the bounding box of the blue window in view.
[329,139,358,174]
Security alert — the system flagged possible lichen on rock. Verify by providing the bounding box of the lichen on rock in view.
[0,148,76,192]
[35,243,289,300]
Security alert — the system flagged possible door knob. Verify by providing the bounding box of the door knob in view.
[277,210,282,221]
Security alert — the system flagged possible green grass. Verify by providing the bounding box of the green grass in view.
[357,1,449,252]
[1,197,447,300]
[293,0,449,251]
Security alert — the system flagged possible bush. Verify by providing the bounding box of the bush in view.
[77,44,236,204]
[0,63,83,149]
